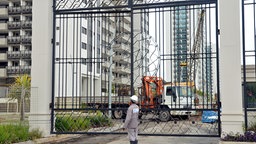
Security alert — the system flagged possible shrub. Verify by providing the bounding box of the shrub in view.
[29,128,43,140]
[222,131,256,142]
[248,121,256,132]
[89,111,112,127]
[55,116,91,132]
[55,111,112,132]
[0,123,42,143]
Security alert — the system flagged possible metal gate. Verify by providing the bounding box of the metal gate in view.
[51,0,220,136]
[242,0,256,132]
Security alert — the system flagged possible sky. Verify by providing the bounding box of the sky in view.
[244,4,256,65]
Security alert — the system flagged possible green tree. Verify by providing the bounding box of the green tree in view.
[8,74,31,121]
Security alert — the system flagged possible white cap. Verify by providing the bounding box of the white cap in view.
[130,95,138,102]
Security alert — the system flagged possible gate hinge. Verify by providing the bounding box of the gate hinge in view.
[51,38,53,44]
[49,103,52,109]
[218,29,220,35]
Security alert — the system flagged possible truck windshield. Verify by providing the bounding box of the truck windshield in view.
[166,86,193,97]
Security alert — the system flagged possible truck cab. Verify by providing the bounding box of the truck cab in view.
[162,82,196,116]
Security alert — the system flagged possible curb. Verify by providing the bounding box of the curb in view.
[15,134,81,144]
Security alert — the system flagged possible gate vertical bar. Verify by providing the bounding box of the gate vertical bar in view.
[129,0,134,95]
[215,0,221,136]
[241,0,248,131]
[51,0,56,133]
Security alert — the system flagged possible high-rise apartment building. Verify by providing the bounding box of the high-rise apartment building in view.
[164,6,191,83]
[0,0,32,85]
[173,6,189,82]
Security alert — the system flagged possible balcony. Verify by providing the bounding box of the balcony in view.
[102,49,112,57]
[121,34,130,42]
[0,8,8,18]
[113,55,130,64]
[0,0,8,4]
[101,74,114,82]
[122,23,130,32]
[8,21,21,29]
[0,53,7,61]
[8,50,31,59]
[112,43,130,53]
[7,36,21,44]
[21,6,32,14]
[0,38,7,47]
[7,51,20,59]
[7,66,31,74]
[113,77,129,85]
[101,61,111,68]
[0,23,7,32]
[8,7,21,15]
[20,50,31,58]
[0,68,6,77]
[102,23,115,33]
[21,21,32,29]
[20,36,31,44]
[113,66,130,74]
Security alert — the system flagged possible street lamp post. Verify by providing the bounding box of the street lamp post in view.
[108,42,113,118]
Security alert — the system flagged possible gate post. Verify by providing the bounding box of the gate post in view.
[29,0,52,136]
[219,0,244,135]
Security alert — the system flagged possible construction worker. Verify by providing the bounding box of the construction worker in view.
[123,95,139,144]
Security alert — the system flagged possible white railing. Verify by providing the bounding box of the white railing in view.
[0,38,7,46]
[0,68,6,77]
[0,98,18,113]
[0,23,7,31]
[0,8,8,16]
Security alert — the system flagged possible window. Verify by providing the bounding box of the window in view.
[12,61,19,66]
[97,20,100,27]
[13,2,20,7]
[166,87,174,96]
[13,47,19,51]
[82,27,87,34]
[82,42,86,49]
[81,58,86,65]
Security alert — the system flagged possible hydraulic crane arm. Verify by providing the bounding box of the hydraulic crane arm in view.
[188,10,205,85]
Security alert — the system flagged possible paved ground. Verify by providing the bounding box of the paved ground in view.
[25,134,220,144]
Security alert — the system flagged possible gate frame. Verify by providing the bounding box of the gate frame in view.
[51,0,221,137]
[242,0,256,132]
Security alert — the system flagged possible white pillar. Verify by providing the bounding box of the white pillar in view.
[29,0,52,136]
[219,0,244,135]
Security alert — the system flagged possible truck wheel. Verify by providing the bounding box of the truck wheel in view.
[159,111,170,122]
[113,108,123,119]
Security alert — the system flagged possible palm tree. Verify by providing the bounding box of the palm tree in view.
[8,74,31,121]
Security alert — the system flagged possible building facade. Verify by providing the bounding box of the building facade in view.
[0,0,32,86]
